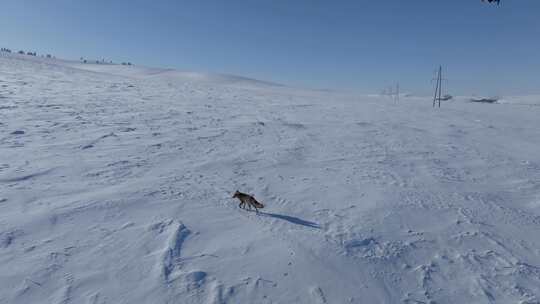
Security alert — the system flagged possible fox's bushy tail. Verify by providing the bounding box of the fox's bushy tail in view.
[252,201,264,209]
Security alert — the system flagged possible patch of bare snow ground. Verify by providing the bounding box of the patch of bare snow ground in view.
[1,52,540,303]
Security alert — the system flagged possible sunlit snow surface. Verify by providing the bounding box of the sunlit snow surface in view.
[1,52,540,303]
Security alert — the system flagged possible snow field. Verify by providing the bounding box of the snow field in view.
[1,53,540,303]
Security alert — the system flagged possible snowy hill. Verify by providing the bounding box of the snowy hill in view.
[1,52,540,304]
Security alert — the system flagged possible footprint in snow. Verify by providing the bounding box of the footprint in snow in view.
[310,286,328,304]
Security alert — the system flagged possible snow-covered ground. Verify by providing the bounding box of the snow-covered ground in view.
[1,52,540,304]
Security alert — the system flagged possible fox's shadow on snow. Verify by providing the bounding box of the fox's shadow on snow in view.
[258,212,321,229]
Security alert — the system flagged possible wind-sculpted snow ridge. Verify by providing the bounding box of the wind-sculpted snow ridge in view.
[66,61,284,90]
[1,52,540,303]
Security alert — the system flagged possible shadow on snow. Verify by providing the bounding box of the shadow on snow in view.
[258,212,321,229]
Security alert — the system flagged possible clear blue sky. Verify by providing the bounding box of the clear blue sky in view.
[1,0,539,95]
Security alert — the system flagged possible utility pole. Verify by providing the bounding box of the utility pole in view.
[433,66,443,108]
[395,82,400,104]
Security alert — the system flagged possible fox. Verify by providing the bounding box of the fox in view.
[233,190,264,212]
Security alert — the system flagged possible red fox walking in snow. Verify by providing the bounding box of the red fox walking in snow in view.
[233,191,264,212]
